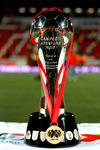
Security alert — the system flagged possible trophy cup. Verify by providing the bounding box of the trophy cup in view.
[25,8,80,147]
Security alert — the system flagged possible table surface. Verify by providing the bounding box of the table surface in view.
[0,122,100,150]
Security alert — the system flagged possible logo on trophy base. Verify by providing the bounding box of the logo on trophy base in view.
[45,125,64,144]
[24,8,80,147]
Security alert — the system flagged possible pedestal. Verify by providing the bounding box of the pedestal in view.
[25,112,80,147]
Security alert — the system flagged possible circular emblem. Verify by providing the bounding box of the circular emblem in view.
[45,125,64,144]
[66,131,73,140]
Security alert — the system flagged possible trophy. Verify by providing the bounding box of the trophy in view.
[25,8,80,147]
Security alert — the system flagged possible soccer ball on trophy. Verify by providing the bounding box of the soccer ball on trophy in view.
[25,7,80,147]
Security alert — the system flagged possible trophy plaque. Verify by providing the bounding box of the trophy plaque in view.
[25,8,80,147]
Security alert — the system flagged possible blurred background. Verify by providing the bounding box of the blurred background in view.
[0,0,100,123]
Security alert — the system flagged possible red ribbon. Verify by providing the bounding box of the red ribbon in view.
[30,8,74,124]
[51,35,74,123]
[35,51,52,119]
[34,32,74,123]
